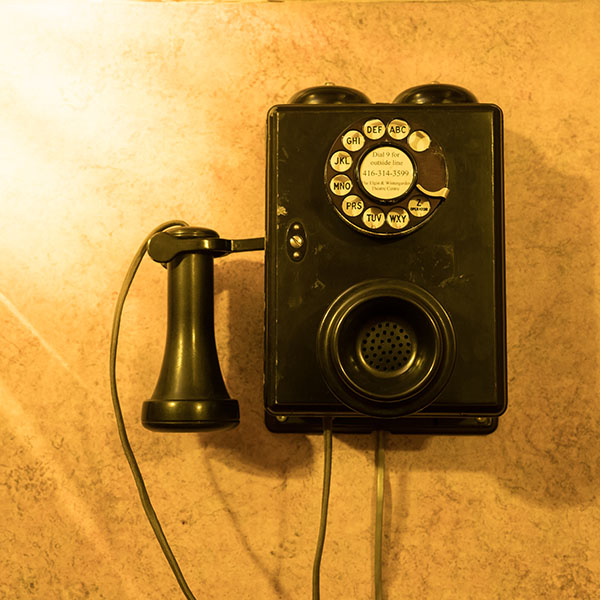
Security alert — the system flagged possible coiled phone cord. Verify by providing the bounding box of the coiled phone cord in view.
[109,221,198,600]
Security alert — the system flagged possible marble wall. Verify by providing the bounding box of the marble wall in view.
[1,1,599,598]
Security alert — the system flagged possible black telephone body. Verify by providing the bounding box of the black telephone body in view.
[142,84,506,436]
[263,84,506,435]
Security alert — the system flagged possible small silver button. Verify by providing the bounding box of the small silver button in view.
[330,150,353,172]
[341,195,364,217]
[342,130,365,151]
[388,119,410,140]
[363,119,385,140]
[362,207,385,229]
[408,198,431,217]
[408,130,431,152]
[330,174,353,196]
[387,208,410,229]
[289,235,304,249]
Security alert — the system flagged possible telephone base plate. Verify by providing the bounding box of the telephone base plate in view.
[265,413,498,435]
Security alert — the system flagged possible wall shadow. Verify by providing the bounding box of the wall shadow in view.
[339,128,600,521]
[0,294,143,599]
[197,258,314,479]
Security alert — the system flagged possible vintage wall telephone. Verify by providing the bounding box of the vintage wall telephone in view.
[110,83,506,598]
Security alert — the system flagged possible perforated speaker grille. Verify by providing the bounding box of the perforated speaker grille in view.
[358,320,416,373]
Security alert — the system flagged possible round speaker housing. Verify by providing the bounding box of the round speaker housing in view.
[317,280,456,417]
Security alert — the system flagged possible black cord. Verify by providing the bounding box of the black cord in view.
[375,430,385,600]
[109,221,199,600]
[312,417,333,600]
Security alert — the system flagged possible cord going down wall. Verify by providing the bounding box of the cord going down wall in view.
[110,224,386,600]
[109,221,199,600]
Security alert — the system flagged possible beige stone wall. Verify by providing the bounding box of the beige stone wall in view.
[1,1,599,599]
